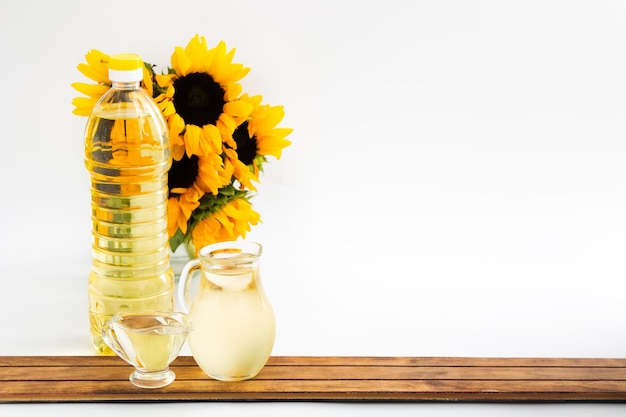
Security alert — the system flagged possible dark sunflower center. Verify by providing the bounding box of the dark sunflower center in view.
[173,72,225,127]
[231,121,258,166]
[168,155,199,193]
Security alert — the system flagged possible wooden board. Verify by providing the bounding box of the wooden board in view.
[1,356,625,402]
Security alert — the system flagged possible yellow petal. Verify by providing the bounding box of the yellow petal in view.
[81,49,110,82]
[142,66,153,97]
[224,100,253,121]
[217,113,237,135]
[71,82,109,98]
[240,93,262,109]
[184,124,202,156]
[169,115,186,160]
[167,198,182,237]
[161,100,176,117]
[224,83,242,102]
[202,124,222,153]
[171,46,192,76]
[156,74,176,88]
[218,64,250,85]
[77,63,108,84]
[171,143,186,161]
[71,97,99,116]
[257,132,293,160]
[84,50,109,70]
[196,129,210,156]
[169,113,186,136]
[215,211,234,236]
[178,217,188,234]
[258,105,286,130]
[209,41,250,85]
[185,34,213,73]
[179,188,202,219]
[221,131,237,150]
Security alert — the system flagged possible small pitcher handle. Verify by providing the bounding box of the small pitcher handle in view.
[177,259,201,313]
[101,321,132,365]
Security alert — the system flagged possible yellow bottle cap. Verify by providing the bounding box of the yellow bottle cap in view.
[109,54,143,71]
[108,54,143,82]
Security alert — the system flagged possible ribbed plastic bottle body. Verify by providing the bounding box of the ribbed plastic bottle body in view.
[84,84,174,354]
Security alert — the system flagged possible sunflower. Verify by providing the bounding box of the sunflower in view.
[153,35,254,164]
[167,152,235,238]
[190,197,261,254]
[225,93,293,187]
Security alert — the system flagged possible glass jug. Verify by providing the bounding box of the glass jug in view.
[177,241,275,381]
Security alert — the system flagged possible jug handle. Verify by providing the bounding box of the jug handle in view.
[177,259,201,313]
[101,321,132,365]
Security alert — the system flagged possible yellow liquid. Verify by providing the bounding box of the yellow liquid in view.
[85,110,173,354]
[188,270,275,380]
[112,314,188,371]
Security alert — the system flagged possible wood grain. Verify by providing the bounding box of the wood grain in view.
[1,356,625,402]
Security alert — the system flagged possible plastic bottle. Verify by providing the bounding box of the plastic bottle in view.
[83,54,174,354]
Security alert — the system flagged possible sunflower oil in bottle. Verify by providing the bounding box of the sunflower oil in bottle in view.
[83,54,174,354]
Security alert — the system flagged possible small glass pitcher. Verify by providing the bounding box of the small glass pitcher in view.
[101,310,193,389]
[177,241,275,381]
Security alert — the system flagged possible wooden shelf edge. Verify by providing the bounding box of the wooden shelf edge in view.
[1,356,625,403]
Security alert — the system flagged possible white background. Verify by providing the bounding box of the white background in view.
[1,0,625,415]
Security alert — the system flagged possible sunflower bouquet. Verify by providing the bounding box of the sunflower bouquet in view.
[72,35,292,254]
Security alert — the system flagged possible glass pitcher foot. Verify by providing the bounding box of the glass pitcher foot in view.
[129,368,176,389]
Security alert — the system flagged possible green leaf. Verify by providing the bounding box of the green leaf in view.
[169,229,186,252]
